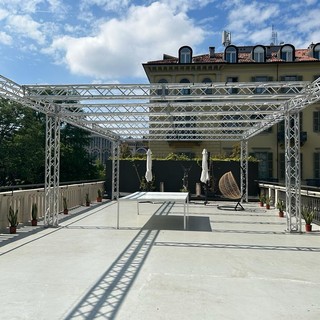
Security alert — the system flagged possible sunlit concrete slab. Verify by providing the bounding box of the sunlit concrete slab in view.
[0,200,320,320]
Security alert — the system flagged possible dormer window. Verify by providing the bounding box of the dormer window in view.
[179,46,192,63]
[224,45,238,63]
[252,45,266,62]
[280,44,295,62]
[313,43,320,59]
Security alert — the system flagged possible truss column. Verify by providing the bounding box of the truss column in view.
[112,140,120,200]
[284,111,301,233]
[44,108,61,227]
[240,140,248,202]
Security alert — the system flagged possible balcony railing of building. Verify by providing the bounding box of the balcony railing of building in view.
[258,182,320,224]
[0,181,105,231]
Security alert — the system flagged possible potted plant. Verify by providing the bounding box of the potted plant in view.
[63,197,68,214]
[85,193,90,206]
[265,195,272,209]
[276,199,285,217]
[8,206,19,234]
[31,203,38,226]
[301,206,315,232]
[259,193,265,207]
[97,189,102,202]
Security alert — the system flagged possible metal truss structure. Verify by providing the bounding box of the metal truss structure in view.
[1,74,320,231]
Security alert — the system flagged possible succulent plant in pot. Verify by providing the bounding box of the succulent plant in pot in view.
[31,203,38,226]
[97,189,102,202]
[63,197,68,214]
[301,206,315,232]
[259,193,265,207]
[8,206,19,234]
[85,193,90,206]
[276,199,285,217]
[265,195,272,209]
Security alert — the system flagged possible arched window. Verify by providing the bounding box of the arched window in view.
[180,78,190,95]
[252,45,266,62]
[280,44,295,62]
[224,45,238,63]
[313,43,320,59]
[157,79,168,95]
[202,78,212,94]
[179,46,192,63]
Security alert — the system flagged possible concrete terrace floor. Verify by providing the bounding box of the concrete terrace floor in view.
[0,199,320,320]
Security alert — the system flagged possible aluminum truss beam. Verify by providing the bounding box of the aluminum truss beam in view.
[112,141,120,201]
[2,74,320,231]
[284,111,302,233]
[44,110,61,227]
[240,140,249,203]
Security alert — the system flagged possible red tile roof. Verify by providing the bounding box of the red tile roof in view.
[146,47,318,64]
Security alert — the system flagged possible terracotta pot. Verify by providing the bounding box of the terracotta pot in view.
[305,224,312,232]
[64,209,69,215]
[97,197,102,202]
[9,226,17,234]
[259,202,264,207]
[31,219,37,226]
[86,202,90,207]
[278,211,284,218]
[266,204,270,209]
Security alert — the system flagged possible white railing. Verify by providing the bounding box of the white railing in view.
[0,181,105,231]
[258,182,320,223]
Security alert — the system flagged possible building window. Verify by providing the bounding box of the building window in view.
[315,153,320,178]
[313,111,320,132]
[226,76,238,94]
[280,44,295,62]
[180,78,190,95]
[202,77,212,94]
[225,45,238,63]
[253,152,273,180]
[179,46,192,63]
[280,75,303,93]
[157,79,168,96]
[252,76,272,94]
[313,43,320,59]
[252,46,266,62]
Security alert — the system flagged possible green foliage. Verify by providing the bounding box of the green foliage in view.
[31,203,38,220]
[0,98,103,186]
[8,206,19,227]
[63,197,68,210]
[301,206,315,225]
[140,177,155,191]
[276,200,285,211]
[97,189,102,198]
[259,193,266,203]
[85,193,90,204]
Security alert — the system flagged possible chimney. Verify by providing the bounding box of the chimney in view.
[209,46,215,58]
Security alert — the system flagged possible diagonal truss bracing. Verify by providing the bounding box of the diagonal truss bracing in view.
[1,75,320,231]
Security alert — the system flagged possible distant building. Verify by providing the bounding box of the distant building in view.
[143,40,320,183]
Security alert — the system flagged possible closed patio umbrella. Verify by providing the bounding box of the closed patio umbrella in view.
[145,149,152,182]
[200,149,209,183]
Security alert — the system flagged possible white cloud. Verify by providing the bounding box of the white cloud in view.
[80,0,132,12]
[47,2,205,80]
[227,2,279,31]
[0,31,12,45]
[7,14,46,45]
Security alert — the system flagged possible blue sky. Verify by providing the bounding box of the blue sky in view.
[0,0,319,85]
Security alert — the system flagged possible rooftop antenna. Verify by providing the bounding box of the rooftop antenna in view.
[222,31,231,47]
[271,25,278,45]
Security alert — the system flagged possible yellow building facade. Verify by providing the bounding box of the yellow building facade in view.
[143,43,320,183]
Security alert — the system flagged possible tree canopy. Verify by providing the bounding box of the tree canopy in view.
[0,98,104,186]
